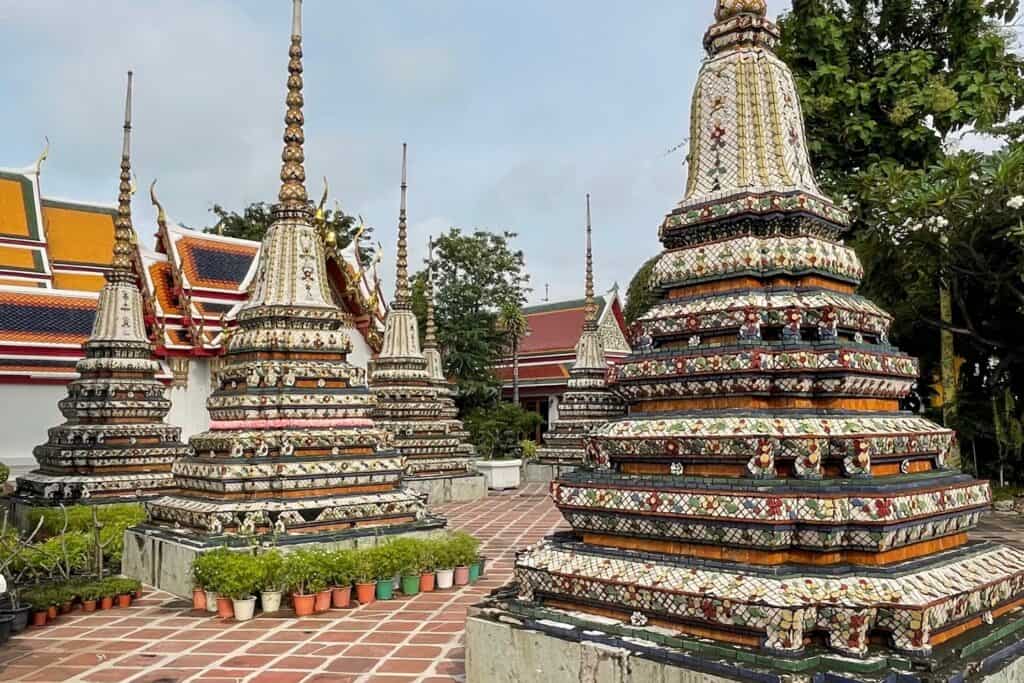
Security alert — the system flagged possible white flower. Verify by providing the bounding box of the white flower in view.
[1008,196,1024,210]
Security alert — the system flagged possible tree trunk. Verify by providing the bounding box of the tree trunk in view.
[939,278,957,429]
[512,338,520,406]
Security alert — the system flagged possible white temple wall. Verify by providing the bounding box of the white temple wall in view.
[166,359,213,440]
[0,383,66,478]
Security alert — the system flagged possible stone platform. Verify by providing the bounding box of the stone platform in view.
[123,517,446,598]
[404,472,487,505]
[467,591,1024,683]
[523,461,577,484]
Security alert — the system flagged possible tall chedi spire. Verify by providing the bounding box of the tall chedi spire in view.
[15,72,187,507]
[143,1,441,539]
[422,236,444,381]
[368,146,484,503]
[497,2,1024,674]
[533,196,623,471]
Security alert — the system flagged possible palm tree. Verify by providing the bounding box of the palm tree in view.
[497,302,529,406]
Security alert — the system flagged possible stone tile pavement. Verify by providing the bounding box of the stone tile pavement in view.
[1,485,1020,683]
[0,484,566,683]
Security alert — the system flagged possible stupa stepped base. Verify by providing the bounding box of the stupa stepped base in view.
[467,589,1024,683]
[524,459,580,484]
[405,471,487,504]
[514,536,1024,658]
[9,471,178,529]
[123,516,447,598]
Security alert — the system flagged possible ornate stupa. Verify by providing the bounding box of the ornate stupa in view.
[15,73,188,507]
[534,196,624,469]
[368,146,483,503]
[143,1,440,537]
[488,1,1024,674]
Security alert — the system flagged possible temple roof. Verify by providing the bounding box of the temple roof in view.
[0,285,97,381]
[518,293,629,356]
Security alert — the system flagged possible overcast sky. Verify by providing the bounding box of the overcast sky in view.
[1,0,793,305]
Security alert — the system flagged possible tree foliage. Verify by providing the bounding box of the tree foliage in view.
[410,229,530,413]
[623,255,660,325]
[779,0,1024,483]
[202,202,373,264]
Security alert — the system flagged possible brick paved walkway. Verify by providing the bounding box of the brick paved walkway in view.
[1,486,1020,683]
[0,484,565,683]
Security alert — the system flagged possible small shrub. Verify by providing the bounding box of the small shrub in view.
[257,550,286,592]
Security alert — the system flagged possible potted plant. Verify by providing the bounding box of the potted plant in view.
[434,536,457,590]
[371,545,398,600]
[311,551,332,613]
[114,578,136,608]
[418,539,437,593]
[221,554,259,622]
[81,582,100,612]
[451,532,479,586]
[98,580,114,611]
[24,588,49,627]
[283,550,318,617]
[193,548,233,614]
[353,550,376,605]
[327,549,355,609]
[466,402,540,490]
[257,550,285,614]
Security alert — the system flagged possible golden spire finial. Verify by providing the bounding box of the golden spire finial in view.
[112,71,137,278]
[393,143,411,309]
[274,0,310,220]
[424,235,438,349]
[583,194,598,329]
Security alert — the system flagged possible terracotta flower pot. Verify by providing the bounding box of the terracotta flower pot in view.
[454,565,470,586]
[420,572,436,593]
[46,606,57,621]
[331,585,352,609]
[117,594,132,609]
[82,600,97,613]
[314,589,332,613]
[100,596,113,610]
[192,588,207,611]
[31,611,47,627]
[216,596,234,620]
[292,593,315,617]
[355,582,375,605]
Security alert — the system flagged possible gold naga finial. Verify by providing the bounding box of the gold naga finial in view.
[34,136,50,176]
[111,70,138,278]
[149,179,167,227]
[317,176,329,219]
[274,0,311,220]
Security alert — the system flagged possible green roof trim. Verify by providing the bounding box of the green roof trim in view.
[0,169,42,242]
[524,296,607,316]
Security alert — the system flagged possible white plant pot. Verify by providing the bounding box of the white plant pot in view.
[477,459,522,490]
[204,590,218,613]
[436,568,454,590]
[233,596,256,622]
[260,590,282,614]
[391,574,401,590]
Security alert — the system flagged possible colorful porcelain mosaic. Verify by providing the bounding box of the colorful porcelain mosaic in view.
[510,1,1019,662]
[16,75,187,505]
[146,9,438,537]
[652,234,863,287]
[516,540,1024,656]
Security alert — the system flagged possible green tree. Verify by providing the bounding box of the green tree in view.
[203,202,373,264]
[464,403,543,460]
[410,229,530,413]
[497,302,530,405]
[623,255,659,325]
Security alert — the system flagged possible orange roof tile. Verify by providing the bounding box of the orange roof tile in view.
[0,172,40,240]
[42,199,115,268]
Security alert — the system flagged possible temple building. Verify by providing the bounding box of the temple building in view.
[496,288,630,442]
[529,196,624,481]
[367,146,484,503]
[13,73,188,510]
[471,2,1024,678]
[126,1,442,594]
[0,157,385,483]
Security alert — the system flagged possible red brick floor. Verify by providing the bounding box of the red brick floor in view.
[3,487,1018,683]
[0,484,566,683]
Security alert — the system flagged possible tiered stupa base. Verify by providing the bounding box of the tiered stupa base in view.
[469,572,1024,682]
